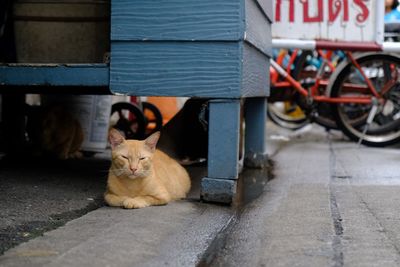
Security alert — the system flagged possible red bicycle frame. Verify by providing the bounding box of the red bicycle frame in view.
[270,50,391,105]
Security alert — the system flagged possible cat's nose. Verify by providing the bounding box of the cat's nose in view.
[130,167,137,173]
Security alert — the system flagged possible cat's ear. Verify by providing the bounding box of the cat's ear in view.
[144,131,160,152]
[109,128,125,149]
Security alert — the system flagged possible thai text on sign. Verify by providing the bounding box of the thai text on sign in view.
[272,0,379,42]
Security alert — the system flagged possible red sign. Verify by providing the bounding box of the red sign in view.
[275,0,370,24]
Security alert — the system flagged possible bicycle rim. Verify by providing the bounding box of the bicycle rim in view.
[330,53,400,147]
[268,102,309,130]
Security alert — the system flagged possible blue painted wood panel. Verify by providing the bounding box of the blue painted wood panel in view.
[207,99,241,179]
[111,0,243,41]
[110,42,241,97]
[244,97,269,168]
[0,64,109,86]
[255,0,273,23]
[245,0,272,56]
[110,42,270,98]
[111,0,271,56]
[244,97,267,153]
[242,42,270,97]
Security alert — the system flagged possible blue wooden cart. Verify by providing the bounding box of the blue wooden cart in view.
[0,0,272,203]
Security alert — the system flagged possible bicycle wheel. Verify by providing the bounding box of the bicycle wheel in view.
[268,102,308,130]
[268,50,310,130]
[142,101,163,136]
[328,53,400,147]
[110,102,146,140]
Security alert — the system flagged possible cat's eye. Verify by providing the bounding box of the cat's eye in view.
[121,155,129,160]
[139,157,146,161]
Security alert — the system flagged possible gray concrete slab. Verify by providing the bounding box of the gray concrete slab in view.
[211,123,400,266]
[0,201,233,267]
[0,152,235,267]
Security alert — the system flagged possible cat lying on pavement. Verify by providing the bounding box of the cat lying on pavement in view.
[104,129,191,209]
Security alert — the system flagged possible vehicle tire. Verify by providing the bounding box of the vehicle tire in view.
[328,53,400,147]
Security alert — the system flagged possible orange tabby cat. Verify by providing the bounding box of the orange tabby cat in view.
[104,129,191,209]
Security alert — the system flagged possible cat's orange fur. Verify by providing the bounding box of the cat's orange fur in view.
[104,129,191,209]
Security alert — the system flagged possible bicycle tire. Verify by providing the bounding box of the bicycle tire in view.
[268,50,310,130]
[328,53,400,147]
[110,102,146,140]
[267,102,309,130]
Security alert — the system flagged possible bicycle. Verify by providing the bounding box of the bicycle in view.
[270,50,400,147]
[269,49,343,130]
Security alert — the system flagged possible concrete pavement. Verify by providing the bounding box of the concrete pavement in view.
[0,202,233,267]
[211,124,400,266]
[0,156,237,266]
[2,123,400,266]
[0,157,109,255]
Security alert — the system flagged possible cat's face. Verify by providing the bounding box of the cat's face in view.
[109,129,160,179]
[111,142,153,179]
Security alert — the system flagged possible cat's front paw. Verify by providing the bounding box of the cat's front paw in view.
[123,198,150,209]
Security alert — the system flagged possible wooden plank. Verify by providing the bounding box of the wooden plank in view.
[244,97,269,168]
[241,42,270,97]
[0,64,109,86]
[110,42,242,97]
[207,99,241,179]
[244,0,272,56]
[111,0,243,41]
[110,42,270,98]
[255,0,273,22]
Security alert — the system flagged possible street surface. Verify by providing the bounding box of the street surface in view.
[0,157,109,255]
[1,123,400,266]
[212,124,400,266]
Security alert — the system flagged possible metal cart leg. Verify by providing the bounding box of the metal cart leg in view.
[201,99,241,204]
[244,97,268,168]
